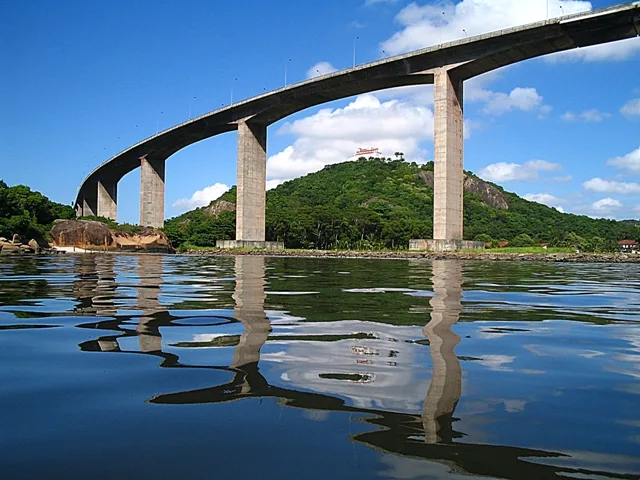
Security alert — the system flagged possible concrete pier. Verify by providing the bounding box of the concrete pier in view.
[82,195,97,217]
[140,156,165,228]
[97,180,117,221]
[236,120,267,242]
[433,68,464,242]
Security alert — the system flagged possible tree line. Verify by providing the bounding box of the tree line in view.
[0,180,75,241]
[164,159,640,251]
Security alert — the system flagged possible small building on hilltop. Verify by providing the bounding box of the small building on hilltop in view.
[352,147,385,160]
[617,239,638,253]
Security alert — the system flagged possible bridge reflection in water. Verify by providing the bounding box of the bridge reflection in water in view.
[75,256,621,480]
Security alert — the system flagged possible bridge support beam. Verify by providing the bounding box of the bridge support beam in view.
[81,194,97,217]
[140,156,165,228]
[236,120,267,243]
[97,180,117,221]
[433,68,464,242]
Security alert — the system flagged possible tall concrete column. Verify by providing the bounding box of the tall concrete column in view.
[236,120,267,242]
[433,68,464,241]
[82,195,97,217]
[97,180,117,220]
[140,156,165,228]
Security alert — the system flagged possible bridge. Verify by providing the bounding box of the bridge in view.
[74,3,640,249]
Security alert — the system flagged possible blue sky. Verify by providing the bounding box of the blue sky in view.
[1,0,639,223]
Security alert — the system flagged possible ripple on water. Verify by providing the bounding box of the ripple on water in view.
[0,255,639,479]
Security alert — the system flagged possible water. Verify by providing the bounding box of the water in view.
[1,254,639,480]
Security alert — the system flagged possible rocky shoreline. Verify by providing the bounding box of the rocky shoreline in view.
[181,248,640,263]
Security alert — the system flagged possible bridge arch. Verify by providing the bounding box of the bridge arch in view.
[74,4,639,247]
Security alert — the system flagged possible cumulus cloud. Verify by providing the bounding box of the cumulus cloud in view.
[561,109,611,122]
[306,62,337,79]
[380,0,640,62]
[583,178,640,195]
[607,147,640,174]
[621,99,640,118]
[524,193,565,212]
[172,183,230,211]
[591,198,623,213]
[267,94,434,184]
[478,160,562,182]
[462,73,550,117]
[481,87,546,116]
[552,174,573,183]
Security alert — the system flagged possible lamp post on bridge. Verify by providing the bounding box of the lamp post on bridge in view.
[284,58,292,86]
[188,96,196,119]
[155,111,163,134]
[353,36,359,67]
[230,77,238,105]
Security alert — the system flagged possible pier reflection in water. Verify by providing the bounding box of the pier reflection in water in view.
[83,256,606,480]
[4,254,639,479]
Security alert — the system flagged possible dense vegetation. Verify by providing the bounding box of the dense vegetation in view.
[78,215,143,234]
[163,158,639,251]
[0,180,75,241]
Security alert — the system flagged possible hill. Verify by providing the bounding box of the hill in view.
[0,180,75,242]
[164,158,640,251]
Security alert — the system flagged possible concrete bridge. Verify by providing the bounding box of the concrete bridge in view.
[74,3,640,248]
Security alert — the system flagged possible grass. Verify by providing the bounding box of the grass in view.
[179,244,604,255]
[459,247,577,254]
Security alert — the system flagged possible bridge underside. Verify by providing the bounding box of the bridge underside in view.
[73,3,639,247]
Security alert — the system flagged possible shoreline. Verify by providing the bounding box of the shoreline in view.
[181,248,640,263]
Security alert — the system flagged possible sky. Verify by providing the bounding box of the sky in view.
[1,0,639,224]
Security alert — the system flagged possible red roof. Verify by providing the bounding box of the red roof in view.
[618,240,638,245]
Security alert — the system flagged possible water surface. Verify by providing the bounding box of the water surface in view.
[1,254,639,479]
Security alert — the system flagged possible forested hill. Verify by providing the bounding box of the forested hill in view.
[164,158,640,250]
[0,180,75,241]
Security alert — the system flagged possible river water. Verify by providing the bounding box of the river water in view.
[1,254,639,479]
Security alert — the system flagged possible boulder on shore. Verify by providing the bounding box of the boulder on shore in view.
[51,220,174,253]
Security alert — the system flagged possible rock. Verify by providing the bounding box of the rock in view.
[203,199,236,217]
[417,171,509,210]
[0,242,20,254]
[463,175,510,210]
[28,239,41,251]
[0,237,6,242]
[51,220,174,253]
[20,244,35,253]
[51,220,114,249]
[11,233,21,244]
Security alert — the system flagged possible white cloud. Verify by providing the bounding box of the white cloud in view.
[621,99,640,118]
[380,0,640,62]
[524,193,564,212]
[552,174,573,183]
[266,179,285,190]
[306,62,337,79]
[592,197,623,213]
[482,87,546,116]
[607,147,640,174]
[561,109,611,122]
[549,37,640,63]
[267,94,434,184]
[172,183,230,211]
[464,73,550,117]
[478,160,562,182]
[583,178,640,195]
